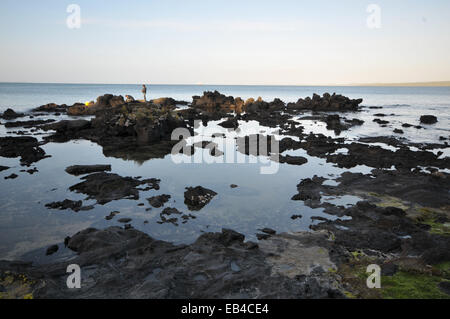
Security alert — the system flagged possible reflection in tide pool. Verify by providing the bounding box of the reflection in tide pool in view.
[0,84,449,263]
[0,123,365,263]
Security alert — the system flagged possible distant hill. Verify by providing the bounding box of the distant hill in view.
[354,81,450,87]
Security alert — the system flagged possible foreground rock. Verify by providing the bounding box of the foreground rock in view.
[0,227,346,299]
[292,169,450,209]
[312,201,450,263]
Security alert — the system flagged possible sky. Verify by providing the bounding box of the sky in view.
[0,0,449,85]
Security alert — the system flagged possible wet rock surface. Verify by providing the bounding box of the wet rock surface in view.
[3,119,55,128]
[41,98,187,162]
[33,103,68,113]
[45,199,94,212]
[292,169,450,209]
[0,136,50,166]
[45,245,59,256]
[68,172,160,205]
[1,108,24,120]
[420,115,438,124]
[147,194,171,208]
[0,227,346,299]
[45,200,83,212]
[184,186,218,211]
[4,173,18,180]
[65,165,112,176]
[287,93,363,112]
[0,166,10,172]
[1,91,449,299]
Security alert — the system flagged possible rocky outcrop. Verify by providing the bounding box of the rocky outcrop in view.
[243,97,286,114]
[67,103,93,116]
[3,119,55,128]
[420,115,438,124]
[1,108,24,120]
[33,103,67,113]
[218,116,239,129]
[42,120,91,138]
[67,95,125,116]
[276,132,450,170]
[68,172,160,205]
[147,194,171,208]
[279,155,308,166]
[0,227,346,299]
[325,115,364,134]
[0,166,9,172]
[96,94,125,108]
[45,199,93,212]
[65,165,112,176]
[184,186,217,211]
[151,97,188,108]
[0,136,49,166]
[312,201,450,263]
[192,91,236,112]
[42,102,187,163]
[287,93,363,112]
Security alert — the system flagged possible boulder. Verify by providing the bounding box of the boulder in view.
[1,108,24,119]
[420,115,438,124]
[147,194,171,208]
[151,97,179,108]
[0,136,49,166]
[287,93,363,112]
[184,186,218,211]
[96,94,125,108]
[67,103,93,116]
[192,91,235,112]
[46,245,59,256]
[218,117,239,129]
[125,95,135,103]
[33,103,67,113]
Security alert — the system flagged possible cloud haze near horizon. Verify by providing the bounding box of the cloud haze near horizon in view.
[0,0,449,85]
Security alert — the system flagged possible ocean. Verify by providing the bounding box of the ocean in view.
[1,82,450,112]
[0,83,449,263]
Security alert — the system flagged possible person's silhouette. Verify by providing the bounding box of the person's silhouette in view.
[141,84,147,102]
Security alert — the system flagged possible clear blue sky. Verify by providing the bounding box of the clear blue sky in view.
[1,0,449,85]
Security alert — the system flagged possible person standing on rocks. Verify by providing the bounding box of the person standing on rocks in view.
[141,84,147,102]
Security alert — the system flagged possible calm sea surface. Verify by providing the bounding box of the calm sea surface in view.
[0,83,449,263]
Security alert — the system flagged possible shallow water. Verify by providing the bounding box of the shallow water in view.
[0,83,449,263]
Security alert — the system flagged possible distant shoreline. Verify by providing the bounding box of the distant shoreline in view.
[350,81,450,87]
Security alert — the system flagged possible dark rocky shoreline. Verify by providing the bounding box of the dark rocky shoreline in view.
[0,91,449,299]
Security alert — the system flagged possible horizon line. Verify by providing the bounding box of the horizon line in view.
[1,81,450,87]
